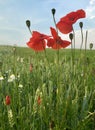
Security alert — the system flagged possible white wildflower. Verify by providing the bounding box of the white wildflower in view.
[0,76,4,81]
[20,58,24,63]
[8,74,15,82]
[18,84,23,88]
[17,57,20,62]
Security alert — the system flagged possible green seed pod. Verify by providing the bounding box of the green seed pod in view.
[89,43,93,50]
[51,8,56,15]
[69,33,73,41]
[79,22,83,28]
[26,20,31,28]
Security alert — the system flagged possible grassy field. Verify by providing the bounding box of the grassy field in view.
[0,45,95,130]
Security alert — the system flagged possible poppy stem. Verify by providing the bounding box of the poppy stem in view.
[73,28,75,63]
[80,28,83,51]
[51,8,58,34]
[69,33,74,72]
[52,15,58,34]
[28,27,32,35]
[85,30,88,53]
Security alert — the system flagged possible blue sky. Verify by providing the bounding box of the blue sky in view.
[0,0,95,48]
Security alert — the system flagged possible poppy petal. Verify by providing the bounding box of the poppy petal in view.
[76,9,86,19]
[61,40,71,48]
[27,38,46,51]
[50,27,58,39]
[56,21,73,34]
[47,38,62,50]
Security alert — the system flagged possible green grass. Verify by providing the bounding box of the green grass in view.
[0,45,95,130]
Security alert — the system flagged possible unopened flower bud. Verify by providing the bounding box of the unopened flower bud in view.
[69,33,73,41]
[51,8,56,15]
[5,95,11,105]
[26,20,31,28]
[79,22,83,28]
[89,43,93,50]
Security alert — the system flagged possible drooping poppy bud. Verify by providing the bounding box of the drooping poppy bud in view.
[5,96,11,105]
[51,8,56,15]
[26,20,31,28]
[79,22,83,29]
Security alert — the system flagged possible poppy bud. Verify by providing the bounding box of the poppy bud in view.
[26,20,31,28]
[5,96,11,105]
[69,33,73,41]
[51,8,56,15]
[79,22,83,28]
[89,43,93,50]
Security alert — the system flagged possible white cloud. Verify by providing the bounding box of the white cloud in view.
[86,0,95,19]
[90,0,95,5]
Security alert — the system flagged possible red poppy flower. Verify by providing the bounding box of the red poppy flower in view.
[47,27,71,49]
[56,9,86,34]
[37,95,41,105]
[56,22,73,34]
[5,96,11,105]
[27,31,50,52]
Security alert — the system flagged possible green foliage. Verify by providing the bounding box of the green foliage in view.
[0,46,95,130]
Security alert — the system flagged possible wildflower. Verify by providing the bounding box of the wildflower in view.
[27,31,50,51]
[0,76,4,81]
[20,57,24,63]
[17,57,20,62]
[37,95,41,105]
[8,74,15,82]
[56,9,86,34]
[18,84,23,88]
[47,27,71,49]
[5,95,11,105]
[3,71,8,79]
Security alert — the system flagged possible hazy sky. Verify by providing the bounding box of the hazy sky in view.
[0,0,95,49]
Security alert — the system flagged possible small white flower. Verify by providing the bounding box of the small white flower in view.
[8,74,15,82]
[18,84,23,88]
[17,57,20,61]
[81,73,84,77]
[17,74,20,78]
[20,58,24,63]
[0,76,4,81]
